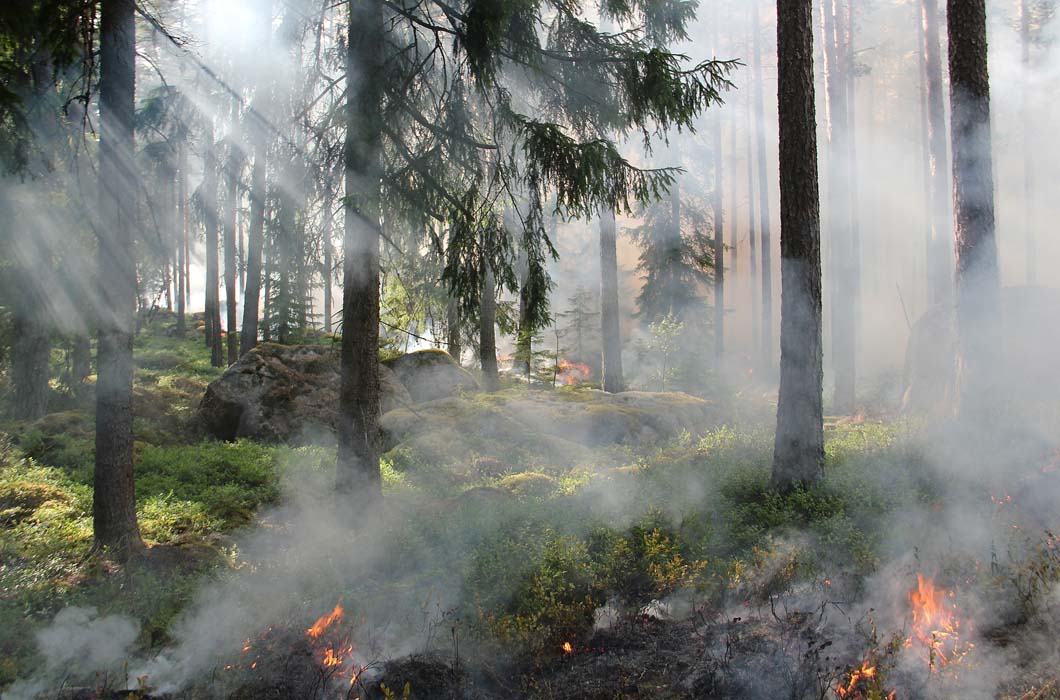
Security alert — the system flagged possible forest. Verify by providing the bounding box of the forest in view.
[0,0,1058,698]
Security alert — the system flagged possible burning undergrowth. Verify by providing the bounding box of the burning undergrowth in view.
[5,422,1060,700]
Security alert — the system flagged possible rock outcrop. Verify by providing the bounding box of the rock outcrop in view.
[382,349,479,403]
[198,344,402,442]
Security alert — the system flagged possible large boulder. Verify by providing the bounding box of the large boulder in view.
[902,286,1060,416]
[199,344,412,442]
[382,349,479,403]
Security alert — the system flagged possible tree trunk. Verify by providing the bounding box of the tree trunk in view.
[517,258,532,382]
[10,308,50,420]
[772,0,825,490]
[223,147,240,366]
[176,141,187,337]
[446,295,461,362]
[337,0,385,501]
[241,123,266,355]
[753,2,773,372]
[95,0,143,557]
[923,0,952,307]
[72,333,91,385]
[203,130,223,367]
[323,226,333,333]
[823,0,856,414]
[712,59,725,361]
[917,0,932,301]
[948,0,1000,422]
[479,260,500,391]
[843,0,862,359]
[1020,0,1035,284]
[745,78,760,359]
[729,118,739,279]
[599,209,624,392]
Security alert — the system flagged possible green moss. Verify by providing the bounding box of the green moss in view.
[497,472,557,499]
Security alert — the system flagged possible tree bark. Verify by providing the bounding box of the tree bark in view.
[823,0,856,414]
[95,0,143,557]
[240,120,266,355]
[176,140,187,337]
[712,71,725,361]
[71,333,91,385]
[947,0,1000,422]
[599,209,624,392]
[923,0,952,307]
[753,2,773,372]
[729,118,739,279]
[223,146,240,366]
[772,0,825,490]
[446,295,461,363]
[1020,0,1035,284]
[10,308,50,420]
[479,260,500,391]
[337,0,385,502]
[323,224,333,333]
[745,77,760,359]
[203,130,223,367]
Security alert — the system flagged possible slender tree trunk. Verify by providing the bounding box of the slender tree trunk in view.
[176,141,187,337]
[337,0,384,501]
[670,179,681,316]
[917,1,933,300]
[753,2,774,372]
[823,0,856,413]
[238,209,245,293]
[223,148,240,366]
[323,225,333,333]
[1020,0,1035,284]
[479,261,500,391]
[446,295,461,362]
[10,309,50,420]
[240,124,266,355]
[923,0,952,307]
[745,79,760,360]
[713,66,725,361]
[517,265,532,382]
[599,209,624,392]
[95,0,143,557]
[729,118,739,277]
[203,128,223,366]
[948,0,1000,422]
[772,0,825,490]
[843,0,862,353]
[72,333,91,385]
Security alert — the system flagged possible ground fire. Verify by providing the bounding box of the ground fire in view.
[834,660,895,700]
[905,574,973,672]
[556,359,591,386]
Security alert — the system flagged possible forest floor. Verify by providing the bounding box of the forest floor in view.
[1,315,1059,699]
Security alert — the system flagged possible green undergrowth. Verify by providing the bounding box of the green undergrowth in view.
[0,314,970,689]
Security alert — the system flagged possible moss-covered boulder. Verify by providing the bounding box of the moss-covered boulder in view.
[198,344,412,443]
[382,349,479,403]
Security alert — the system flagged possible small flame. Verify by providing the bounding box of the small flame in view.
[905,574,973,671]
[562,641,573,654]
[556,359,591,386]
[307,603,345,639]
[835,661,894,699]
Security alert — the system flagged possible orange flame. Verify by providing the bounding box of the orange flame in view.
[556,359,590,386]
[835,661,894,699]
[905,574,972,671]
[562,641,573,654]
[307,603,345,639]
